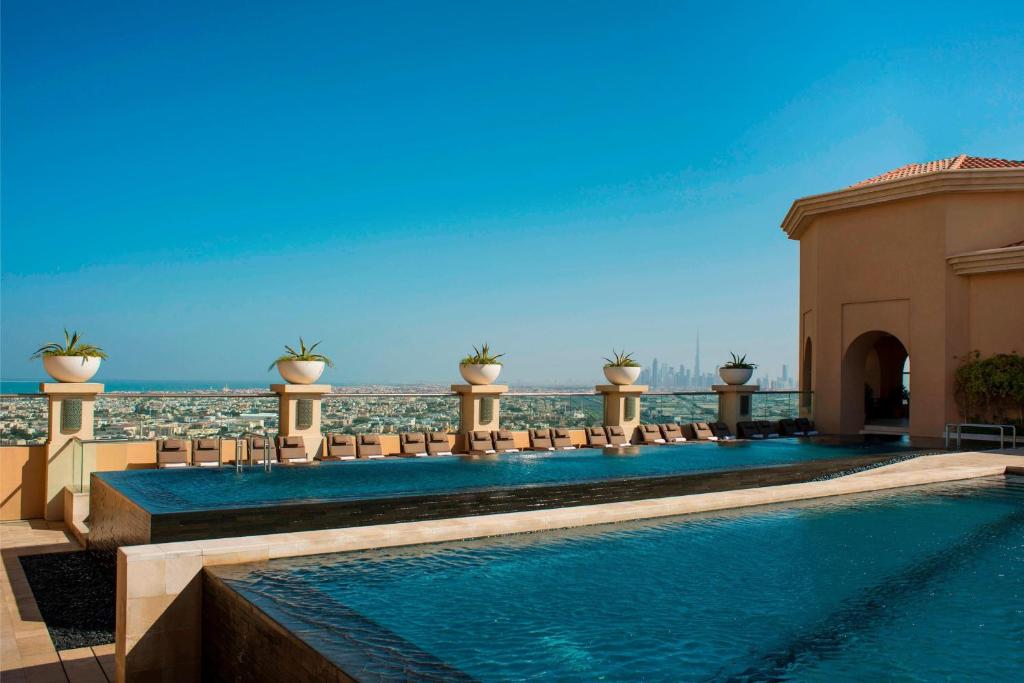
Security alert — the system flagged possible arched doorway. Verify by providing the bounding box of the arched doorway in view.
[840,331,909,433]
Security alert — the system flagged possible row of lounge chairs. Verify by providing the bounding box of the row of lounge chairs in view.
[636,421,737,445]
[736,418,818,439]
[156,419,818,466]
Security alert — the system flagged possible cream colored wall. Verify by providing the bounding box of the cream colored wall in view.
[799,190,1024,437]
[968,271,1024,356]
[0,446,47,520]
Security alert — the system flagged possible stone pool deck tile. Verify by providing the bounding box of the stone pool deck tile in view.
[57,648,108,683]
[0,520,114,683]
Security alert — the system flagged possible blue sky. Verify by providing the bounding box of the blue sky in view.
[3,1,1023,385]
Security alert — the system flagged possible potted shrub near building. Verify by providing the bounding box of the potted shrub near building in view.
[603,350,642,385]
[32,329,107,382]
[719,352,757,385]
[270,338,334,384]
[459,343,504,385]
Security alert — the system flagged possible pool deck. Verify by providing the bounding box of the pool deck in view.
[0,521,115,683]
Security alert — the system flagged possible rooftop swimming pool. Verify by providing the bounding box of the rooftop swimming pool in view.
[210,475,1024,681]
[98,436,924,514]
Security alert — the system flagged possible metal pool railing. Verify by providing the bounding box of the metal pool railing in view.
[944,422,1018,449]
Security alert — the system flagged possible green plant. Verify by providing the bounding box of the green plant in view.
[603,349,640,368]
[30,329,108,359]
[268,338,334,371]
[460,343,504,366]
[954,351,1024,425]
[722,352,757,370]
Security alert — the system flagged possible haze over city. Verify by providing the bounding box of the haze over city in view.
[3,1,1022,385]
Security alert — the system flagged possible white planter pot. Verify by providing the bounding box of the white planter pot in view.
[603,366,641,386]
[719,367,753,385]
[43,356,101,383]
[276,360,325,385]
[459,364,502,385]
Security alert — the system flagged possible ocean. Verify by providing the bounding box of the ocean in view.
[0,379,274,394]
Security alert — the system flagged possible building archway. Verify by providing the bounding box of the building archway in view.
[840,330,909,433]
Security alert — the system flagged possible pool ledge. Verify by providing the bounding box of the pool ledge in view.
[115,449,1023,682]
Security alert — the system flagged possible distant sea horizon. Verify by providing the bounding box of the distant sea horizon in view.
[0,379,334,393]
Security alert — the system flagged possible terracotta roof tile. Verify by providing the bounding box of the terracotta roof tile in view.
[851,154,1024,187]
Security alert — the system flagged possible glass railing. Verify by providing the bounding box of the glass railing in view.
[3,390,814,446]
[0,394,48,445]
[501,394,604,430]
[93,393,279,440]
[321,394,459,434]
[749,391,813,421]
[642,393,719,424]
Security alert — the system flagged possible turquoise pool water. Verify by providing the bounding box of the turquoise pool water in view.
[97,437,921,513]
[217,476,1024,681]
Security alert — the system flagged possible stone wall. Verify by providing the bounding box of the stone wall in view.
[202,571,353,682]
[88,476,151,549]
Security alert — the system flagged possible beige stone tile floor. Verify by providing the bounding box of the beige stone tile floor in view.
[1,520,113,683]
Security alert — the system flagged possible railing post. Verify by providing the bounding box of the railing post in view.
[712,384,760,436]
[40,381,104,520]
[595,384,648,439]
[270,384,330,460]
[451,384,508,439]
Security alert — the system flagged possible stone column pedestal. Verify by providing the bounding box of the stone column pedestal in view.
[596,384,648,436]
[712,384,760,435]
[41,382,103,521]
[270,384,331,458]
[451,384,508,435]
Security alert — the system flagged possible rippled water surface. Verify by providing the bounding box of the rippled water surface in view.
[98,437,922,513]
[216,476,1024,682]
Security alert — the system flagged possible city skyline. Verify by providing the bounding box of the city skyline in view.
[3,2,1022,384]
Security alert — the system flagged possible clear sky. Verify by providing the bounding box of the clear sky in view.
[2,1,1023,386]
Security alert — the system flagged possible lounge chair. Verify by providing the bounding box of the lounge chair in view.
[191,438,221,467]
[710,422,734,440]
[426,431,453,456]
[737,421,763,439]
[276,435,309,463]
[324,433,357,460]
[530,428,555,451]
[679,423,698,440]
[552,428,576,450]
[585,426,609,447]
[399,432,429,457]
[709,422,735,440]
[247,435,272,463]
[469,431,496,454]
[795,417,819,436]
[491,430,519,453]
[157,438,189,468]
[659,423,686,443]
[689,422,716,441]
[605,425,631,446]
[638,424,667,445]
[778,419,806,436]
[756,420,780,438]
[357,434,386,459]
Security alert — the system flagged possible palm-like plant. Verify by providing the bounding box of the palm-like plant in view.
[268,338,335,371]
[30,329,108,359]
[722,352,757,369]
[460,343,504,365]
[603,349,641,368]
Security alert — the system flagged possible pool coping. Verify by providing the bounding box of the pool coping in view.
[114,449,1024,682]
[90,449,929,547]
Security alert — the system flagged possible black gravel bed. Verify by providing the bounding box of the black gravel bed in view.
[809,451,939,482]
[18,550,117,649]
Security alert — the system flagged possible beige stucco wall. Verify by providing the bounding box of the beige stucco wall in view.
[797,190,1024,437]
[0,446,47,521]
